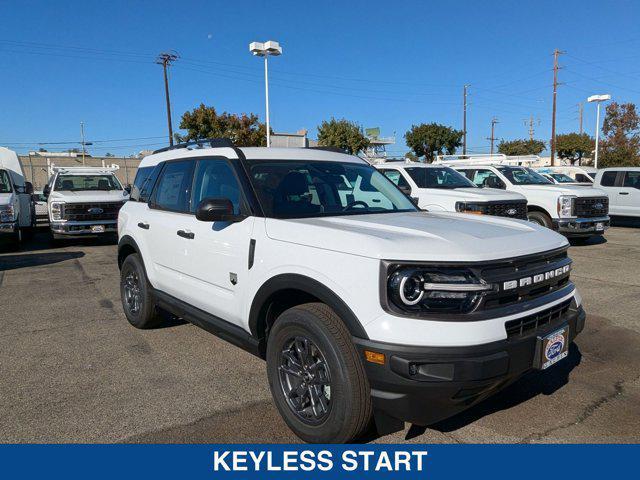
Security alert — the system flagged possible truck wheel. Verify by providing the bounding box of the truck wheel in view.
[528,211,552,229]
[266,302,372,443]
[120,253,162,329]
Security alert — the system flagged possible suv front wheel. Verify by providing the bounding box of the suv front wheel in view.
[120,253,162,329]
[266,303,372,443]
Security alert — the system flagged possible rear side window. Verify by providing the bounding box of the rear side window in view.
[600,171,619,187]
[575,173,593,183]
[151,160,195,213]
[131,165,162,202]
[623,171,640,189]
[380,170,410,188]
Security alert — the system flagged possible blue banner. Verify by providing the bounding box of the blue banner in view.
[0,444,637,479]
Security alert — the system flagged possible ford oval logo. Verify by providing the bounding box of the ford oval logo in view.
[594,202,604,210]
[506,208,517,216]
[88,207,104,215]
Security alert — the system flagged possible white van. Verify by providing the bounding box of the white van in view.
[0,147,36,248]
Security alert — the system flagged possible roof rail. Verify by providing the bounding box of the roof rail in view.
[435,153,541,167]
[307,146,348,154]
[152,138,234,154]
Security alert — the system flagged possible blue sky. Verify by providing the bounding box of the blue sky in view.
[1,0,640,156]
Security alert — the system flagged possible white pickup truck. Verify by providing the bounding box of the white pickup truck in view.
[376,162,528,219]
[0,147,36,248]
[44,166,129,241]
[591,167,640,217]
[435,156,610,239]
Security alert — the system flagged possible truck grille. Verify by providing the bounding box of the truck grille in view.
[573,197,608,217]
[485,201,527,220]
[62,202,125,222]
[505,299,572,338]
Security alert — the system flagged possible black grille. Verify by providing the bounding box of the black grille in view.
[62,202,125,221]
[573,197,608,217]
[505,299,572,338]
[485,201,528,220]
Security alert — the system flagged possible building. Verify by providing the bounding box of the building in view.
[270,130,316,148]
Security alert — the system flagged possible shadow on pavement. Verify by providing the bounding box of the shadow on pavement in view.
[0,250,85,271]
[611,216,640,228]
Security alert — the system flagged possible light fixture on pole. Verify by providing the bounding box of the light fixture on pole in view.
[249,40,282,147]
[587,94,611,169]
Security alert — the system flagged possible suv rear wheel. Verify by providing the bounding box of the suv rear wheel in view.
[120,253,162,329]
[266,302,372,443]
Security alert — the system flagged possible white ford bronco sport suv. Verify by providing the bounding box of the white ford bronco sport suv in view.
[376,162,528,219]
[117,140,586,443]
[44,166,129,241]
[436,156,610,239]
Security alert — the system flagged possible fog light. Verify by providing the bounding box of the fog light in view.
[364,350,385,365]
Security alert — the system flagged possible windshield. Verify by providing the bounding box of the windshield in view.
[550,173,576,183]
[405,166,476,189]
[0,170,12,193]
[54,174,122,192]
[245,160,418,219]
[496,166,552,185]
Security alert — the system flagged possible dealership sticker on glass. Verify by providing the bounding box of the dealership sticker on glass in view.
[539,326,569,370]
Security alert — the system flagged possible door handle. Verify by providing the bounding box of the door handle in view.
[619,192,629,195]
[137,222,150,230]
[177,229,195,239]
[372,198,381,203]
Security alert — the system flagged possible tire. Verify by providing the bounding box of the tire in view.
[120,253,163,329]
[266,302,372,443]
[527,210,553,229]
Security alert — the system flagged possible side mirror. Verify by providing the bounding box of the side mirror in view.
[43,185,51,197]
[410,197,420,206]
[399,185,412,195]
[195,198,245,223]
[25,181,34,195]
[124,184,132,194]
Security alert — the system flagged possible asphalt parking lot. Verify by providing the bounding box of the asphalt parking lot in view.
[1,223,639,444]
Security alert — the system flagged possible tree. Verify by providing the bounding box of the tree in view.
[555,133,594,165]
[404,123,462,162]
[404,151,418,162]
[176,103,268,147]
[38,147,48,152]
[497,138,545,156]
[316,118,369,155]
[599,102,640,167]
[105,152,115,157]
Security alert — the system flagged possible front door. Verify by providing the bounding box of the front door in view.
[178,158,255,326]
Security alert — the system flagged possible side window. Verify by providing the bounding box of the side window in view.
[472,169,503,188]
[458,169,475,181]
[380,170,410,188]
[600,171,619,187]
[191,160,243,214]
[623,171,640,189]
[131,165,162,202]
[151,160,195,212]
[575,173,592,183]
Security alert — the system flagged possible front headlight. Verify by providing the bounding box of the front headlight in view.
[50,202,64,221]
[557,195,575,218]
[386,266,495,314]
[455,202,486,214]
[0,204,15,223]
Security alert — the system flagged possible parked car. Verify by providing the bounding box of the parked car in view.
[376,163,528,219]
[43,166,129,241]
[0,147,36,248]
[538,166,597,183]
[437,158,610,239]
[117,141,586,443]
[592,167,640,217]
[33,191,49,225]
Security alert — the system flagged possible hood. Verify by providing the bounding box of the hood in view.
[48,189,129,203]
[518,184,607,197]
[265,211,568,262]
[417,187,524,202]
[0,192,13,206]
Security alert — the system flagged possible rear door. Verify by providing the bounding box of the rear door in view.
[619,171,640,216]
[598,170,624,215]
[145,159,196,297]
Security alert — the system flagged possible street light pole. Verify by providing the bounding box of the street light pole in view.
[250,41,282,147]
[80,121,86,166]
[587,94,611,170]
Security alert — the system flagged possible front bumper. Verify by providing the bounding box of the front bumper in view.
[0,221,17,235]
[50,220,117,236]
[354,301,585,426]
[554,216,610,236]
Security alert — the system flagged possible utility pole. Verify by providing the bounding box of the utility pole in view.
[156,51,179,147]
[463,85,469,155]
[578,103,584,134]
[550,49,564,166]
[526,115,535,141]
[80,121,86,166]
[487,117,499,155]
